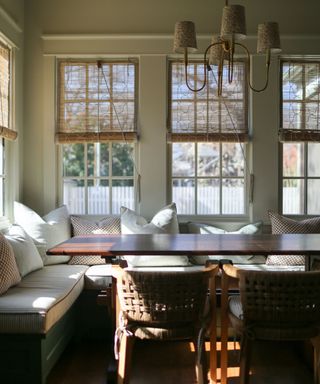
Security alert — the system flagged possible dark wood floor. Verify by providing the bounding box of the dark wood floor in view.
[47,338,314,384]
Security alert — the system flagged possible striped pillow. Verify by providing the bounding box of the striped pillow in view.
[69,216,121,265]
[266,211,320,265]
[0,233,21,295]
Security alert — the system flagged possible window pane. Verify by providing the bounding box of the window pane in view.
[64,102,87,131]
[112,179,134,214]
[222,179,244,214]
[308,179,320,214]
[87,179,110,214]
[305,103,320,130]
[305,63,320,100]
[222,143,244,177]
[112,64,135,99]
[283,143,304,177]
[64,64,86,100]
[198,143,220,177]
[172,101,195,131]
[172,143,195,177]
[197,179,219,214]
[282,102,302,129]
[0,178,4,216]
[63,179,85,214]
[308,143,320,177]
[282,63,303,100]
[0,139,4,176]
[282,178,304,214]
[171,63,195,100]
[63,144,85,177]
[112,143,134,177]
[172,179,195,214]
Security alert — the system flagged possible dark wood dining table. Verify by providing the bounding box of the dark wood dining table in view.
[47,233,320,384]
[47,232,320,271]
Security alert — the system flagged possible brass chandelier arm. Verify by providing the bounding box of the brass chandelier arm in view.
[184,41,229,94]
[235,42,271,93]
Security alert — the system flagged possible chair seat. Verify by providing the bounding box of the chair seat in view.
[132,324,195,340]
[228,296,320,341]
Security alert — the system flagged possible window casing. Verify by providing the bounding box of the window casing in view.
[168,60,248,216]
[0,41,14,216]
[281,60,320,215]
[58,60,138,214]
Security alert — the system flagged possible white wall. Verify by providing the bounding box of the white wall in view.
[21,0,320,222]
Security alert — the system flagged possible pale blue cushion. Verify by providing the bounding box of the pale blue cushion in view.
[187,221,265,265]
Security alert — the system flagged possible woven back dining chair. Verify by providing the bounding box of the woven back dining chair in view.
[113,264,219,384]
[220,263,320,384]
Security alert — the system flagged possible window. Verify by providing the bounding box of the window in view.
[0,41,16,215]
[168,60,247,215]
[62,142,134,214]
[281,61,320,215]
[0,139,4,215]
[58,60,138,214]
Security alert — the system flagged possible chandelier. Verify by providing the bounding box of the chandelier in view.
[173,0,281,96]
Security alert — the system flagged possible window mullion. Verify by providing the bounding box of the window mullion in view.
[219,143,223,215]
[109,142,113,214]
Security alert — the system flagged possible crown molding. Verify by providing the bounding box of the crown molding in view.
[0,5,22,34]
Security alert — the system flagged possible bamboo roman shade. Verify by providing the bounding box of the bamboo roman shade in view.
[167,60,248,143]
[280,61,320,142]
[0,42,16,141]
[57,60,138,144]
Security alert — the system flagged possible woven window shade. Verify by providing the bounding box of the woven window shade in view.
[167,60,248,143]
[0,42,16,141]
[57,60,138,144]
[280,61,320,142]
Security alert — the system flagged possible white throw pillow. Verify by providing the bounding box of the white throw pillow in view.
[121,203,180,234]
[121,203,189,267]
[187,221,264,265]
[14,202,71,265]
[4,224,44,277]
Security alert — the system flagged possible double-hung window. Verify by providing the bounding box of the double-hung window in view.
[0,41,17,215]
[168,60,248,215]
[281,60,320,215]
[57,60,138,214]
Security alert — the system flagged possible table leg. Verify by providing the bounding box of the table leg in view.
[220,271,229,384]
[105,264,122,384]
[209,275,217,384]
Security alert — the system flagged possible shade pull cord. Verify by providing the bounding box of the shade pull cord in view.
[96,60,141,205]
[249,173,254,204]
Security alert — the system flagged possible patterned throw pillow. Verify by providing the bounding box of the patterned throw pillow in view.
[69,216,121,265]
[266,211,320,265]
[0,232,21,295]
[71,216,121,236]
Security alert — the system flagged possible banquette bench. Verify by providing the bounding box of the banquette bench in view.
[0,202,312,383]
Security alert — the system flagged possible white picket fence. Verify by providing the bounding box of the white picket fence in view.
[63,185,134,214]
[64,184,302,215]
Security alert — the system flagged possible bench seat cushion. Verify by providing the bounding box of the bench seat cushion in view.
[233,264,305,272]
[0,265,88,334]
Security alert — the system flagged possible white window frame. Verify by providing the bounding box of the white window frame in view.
[168,59,249,218]
[280,59,320,216]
